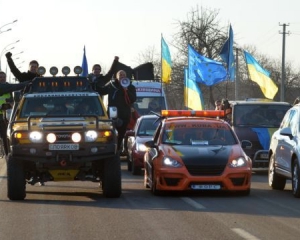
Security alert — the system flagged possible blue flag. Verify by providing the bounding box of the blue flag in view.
[81,46,88,77]
[188,45,227,86]
[219,24,235,81]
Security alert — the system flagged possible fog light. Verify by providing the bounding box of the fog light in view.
[30,148,37,154]
[91,147,98,153]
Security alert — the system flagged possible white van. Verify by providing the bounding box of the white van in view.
[132,81,168,116]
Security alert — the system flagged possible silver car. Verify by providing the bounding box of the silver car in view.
[268,105,300,197]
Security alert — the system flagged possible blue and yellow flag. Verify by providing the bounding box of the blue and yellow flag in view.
[188,44,227,86]
[219,24,235,81]
[244,51,278,99]
[184,68,204,110]
[161,37,172,84]
[81,46,88,77]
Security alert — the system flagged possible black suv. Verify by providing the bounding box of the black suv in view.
[4,66,121,200]
[229,99,292,168]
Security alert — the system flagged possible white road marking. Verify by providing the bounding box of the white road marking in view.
[181,197,206,209]
[232,228,260,240]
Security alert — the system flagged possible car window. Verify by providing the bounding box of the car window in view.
[233,104,290,127]
[137,118,159,136]
[161,123,237,146]
[20,96,104,117]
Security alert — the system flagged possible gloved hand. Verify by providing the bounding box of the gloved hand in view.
[5,52,12,59]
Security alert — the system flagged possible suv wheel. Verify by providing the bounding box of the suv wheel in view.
[7,154,26,200]
[268,153,286,190]
[292,160,300,198]
[102,154,121,198]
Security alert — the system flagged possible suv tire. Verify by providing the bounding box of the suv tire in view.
[7,154,26,200]
[102,154,121,198]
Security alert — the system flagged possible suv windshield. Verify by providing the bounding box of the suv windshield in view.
[20,95,105,117]
[233,104,291,127]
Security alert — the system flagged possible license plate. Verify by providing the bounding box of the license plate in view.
[260,153,269,159]
[191,184,221,190]
[49,144,79,150]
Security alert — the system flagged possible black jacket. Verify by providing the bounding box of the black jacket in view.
[89,58,119,90]
[0,82,29,96]
[98,80,136,121]
[7,58,40,82]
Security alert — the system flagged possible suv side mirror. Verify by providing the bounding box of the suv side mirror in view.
[108,106,118,118]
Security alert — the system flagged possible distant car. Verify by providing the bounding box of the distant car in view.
[126,115,159,175]
[229,99,292,168]
[144,110,252,195]
[268,104,300,197]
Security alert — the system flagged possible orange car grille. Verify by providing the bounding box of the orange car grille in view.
[185,164,226,176]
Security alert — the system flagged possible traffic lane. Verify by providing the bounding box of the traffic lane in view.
[0,159,240,240]
[0,158,300,240]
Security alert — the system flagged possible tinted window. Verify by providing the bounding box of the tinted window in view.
[233,104,291,127]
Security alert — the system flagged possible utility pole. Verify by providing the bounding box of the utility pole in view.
[279,23,289,102]
[235,47,239,100]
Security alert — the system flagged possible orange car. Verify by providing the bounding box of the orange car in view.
[144,110,252,195]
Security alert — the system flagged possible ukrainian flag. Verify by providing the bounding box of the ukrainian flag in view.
[161,37,172,84]
[244,51,278,99]
[184,68,204,110]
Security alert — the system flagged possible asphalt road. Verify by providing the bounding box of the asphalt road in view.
[0,157,300,240]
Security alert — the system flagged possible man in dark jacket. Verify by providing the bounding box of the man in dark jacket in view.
[98,69,136,150]
[5,52,40,82]
[88,56,119,91]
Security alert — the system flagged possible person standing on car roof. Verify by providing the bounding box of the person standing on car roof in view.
[88,56,119,91]
[5,52,40,82]
[98,69,137,151]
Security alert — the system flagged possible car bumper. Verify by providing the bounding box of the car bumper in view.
[154,167,251,192]
[11,142,117,163]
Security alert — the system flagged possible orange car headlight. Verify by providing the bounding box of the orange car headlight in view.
[163,157,182,168]
[229,157,247,167]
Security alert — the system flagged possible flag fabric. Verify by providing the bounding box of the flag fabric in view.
[252,128,277,150]
[219,24,235,81]
[184,68,204,110]
[133,62,154,80]
[244,51,278,99]
[161,37,172,84]
[81,46,88,77]
[188,44,227,86]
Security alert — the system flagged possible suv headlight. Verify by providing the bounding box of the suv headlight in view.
[85,130,98,142]
[29,131,43,143]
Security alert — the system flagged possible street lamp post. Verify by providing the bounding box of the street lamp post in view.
[0,40,20,70]
[0,20,18,34]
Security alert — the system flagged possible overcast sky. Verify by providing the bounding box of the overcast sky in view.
[0,0,299,78]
